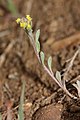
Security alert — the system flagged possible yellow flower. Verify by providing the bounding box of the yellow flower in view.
[26,15,32,21]
[20,22,27,28]
[16,15,32,30]
[16,18,21,23]
[26,23,31,30]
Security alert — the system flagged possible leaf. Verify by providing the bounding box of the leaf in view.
[73,82,80,98]
[7,0,18,15]
[73,83,78,89]
[77,80,80,88]
[40,51,45,65]
[18,80,26,120]
[35,29,40,53]
[0,113,2,120]
[36,29,40,42]
[48,56,52,71]
[73,80,80,89]
[56,71,61,82]
[36,41,40,53]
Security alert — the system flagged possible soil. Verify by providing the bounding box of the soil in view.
[0,0,80,120]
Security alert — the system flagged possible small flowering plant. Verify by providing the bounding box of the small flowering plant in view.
[16,15,79,99]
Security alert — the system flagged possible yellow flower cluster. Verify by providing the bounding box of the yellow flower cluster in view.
[16,15,32,30]
[26,15,32,21]
[16,18,20,23]
[20,22,27,28]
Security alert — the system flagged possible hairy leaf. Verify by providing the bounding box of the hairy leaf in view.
[40,51,45,65]
[36,29,40,42]
[77,80,80,88]
[48,56,52,71]
[36,41,40,53]
[56,71,61,82]
[73,83,78,89]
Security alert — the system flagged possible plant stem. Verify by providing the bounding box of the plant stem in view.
[27,30,77,99]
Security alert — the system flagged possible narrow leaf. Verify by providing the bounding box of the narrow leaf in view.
[73,81,80,98]
[7,0,18,15]
[18,80,26,120]
[48,56,52,71]
[56,71,61,82]
[36,41,40,53]
[40,51,45,65]
[0,113,2,120]
[77,80,80,88]
[36,29,40,42]
[73,83,78,89]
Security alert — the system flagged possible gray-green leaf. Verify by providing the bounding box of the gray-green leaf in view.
[73,83,78,89]
[0,113,2,120]
[36,29,40,42]
[18,80,26,120]
[48,56,52,71]
[7,0,18,15]
[40,51,45,65]
[56,71,61,82]
[77,80,80,88]
[36,41,40,53]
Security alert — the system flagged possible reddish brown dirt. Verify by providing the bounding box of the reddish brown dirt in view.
[0,0,80,120]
